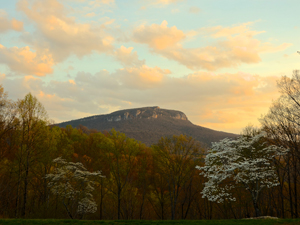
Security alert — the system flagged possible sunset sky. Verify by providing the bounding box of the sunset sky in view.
[1,0,299,133]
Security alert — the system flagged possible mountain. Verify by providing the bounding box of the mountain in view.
[56,106,237,146]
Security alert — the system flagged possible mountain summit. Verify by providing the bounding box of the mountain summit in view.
[56,106,237,146]
[79,106,188,122]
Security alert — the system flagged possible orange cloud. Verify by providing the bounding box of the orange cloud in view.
[89,0,115,7]
[0,11,23,33]
[133,20,185,50]
[115,65,170,89]
[4,66,280,134]
[150,0,183,6]
[132,21,292,71]
[69,80,76,85]
[202,22,262,38]
[136,71,279,133]
[114,46,145,66]
[157,0,182,3]
[17,0,114,61]
[65,0,114,3]
[0,73,5,82]
[85,12,96,17]
[187,74,279,132]
[0,44,54,76]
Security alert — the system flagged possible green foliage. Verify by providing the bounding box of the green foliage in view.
[0,218,299,225]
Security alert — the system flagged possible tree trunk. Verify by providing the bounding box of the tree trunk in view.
[117,185,121,220]
[252,199,261,217]
[252,180,261,218]
[21,154,29,218]
[62,199,73,219]
[293,154,298,218]
[287,158,294,218]
[15,160,22,218]
[139,189,145,219]
[170,182,175,220]
[279,174,285,218]
[99,179,103,220]
[161,201,164,220]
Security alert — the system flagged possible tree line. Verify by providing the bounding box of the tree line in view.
[0,71,300,220]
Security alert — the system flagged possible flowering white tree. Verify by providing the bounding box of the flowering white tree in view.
[46,157,104,219]
[197,131,288,217]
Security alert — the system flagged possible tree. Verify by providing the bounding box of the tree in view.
[15,93,49,218]
[46,157,104,219]
[198,131,287,217]
[260,70,300,218]
[0,84,16,142]
[103,129,142,220]
[276,70,300,128]
[0,85,17,209]
[152,135,204,220]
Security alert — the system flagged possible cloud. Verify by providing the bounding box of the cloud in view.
[132,21,292,71]
[66,64,170,91]
[85,12,96,17]
[0,44,54,76]
[64,0,115,17]
[98,17,115,26]
[69,79,76,85]
[17,0,114,62]
[2,65,280,133]
[151,0,183,5]
[114,45,145,66]
[189,6,201,14]
[202,22,261,38]
[113,65,171,89]
[133,20,185,50]
[0,10,23,33]
[65,0,115,6]
[88,0,115,8]
[141,0,183,9]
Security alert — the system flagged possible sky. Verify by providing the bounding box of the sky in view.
[0,0,299,134]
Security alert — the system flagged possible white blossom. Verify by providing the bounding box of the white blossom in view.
[197,132,288,208]
[46,157,104,217]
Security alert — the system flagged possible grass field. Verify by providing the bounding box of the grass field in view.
[0,219,300,225]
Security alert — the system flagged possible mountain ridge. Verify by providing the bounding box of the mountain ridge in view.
[61,106,188,123]
[56,106,237,146]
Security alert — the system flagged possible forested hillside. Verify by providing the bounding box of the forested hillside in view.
[0,72,300,220]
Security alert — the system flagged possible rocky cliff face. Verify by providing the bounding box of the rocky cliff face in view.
[75,106,188,123]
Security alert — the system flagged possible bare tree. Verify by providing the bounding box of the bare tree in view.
[260,70,300,218]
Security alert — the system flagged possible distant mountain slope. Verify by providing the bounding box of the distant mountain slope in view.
[56,106,237,146]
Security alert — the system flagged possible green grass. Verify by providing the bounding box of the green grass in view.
[0,219,300,225]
